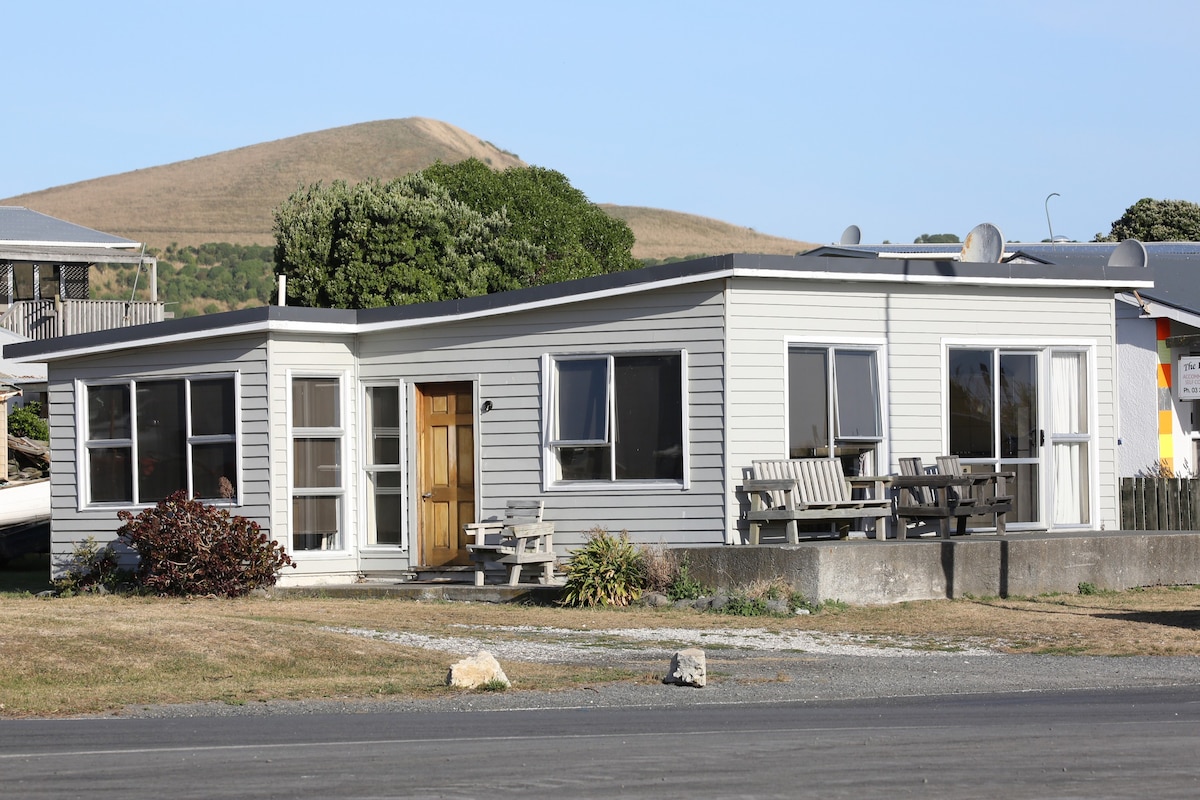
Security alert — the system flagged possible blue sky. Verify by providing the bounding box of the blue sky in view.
[5,1,1197,245]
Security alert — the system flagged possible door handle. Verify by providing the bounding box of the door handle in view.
[1040,429,1045,447]
[421,492,433,499]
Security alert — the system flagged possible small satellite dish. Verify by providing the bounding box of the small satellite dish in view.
[1107,239,1148,268]
[959,222,1004,263]
[839,225,862,245]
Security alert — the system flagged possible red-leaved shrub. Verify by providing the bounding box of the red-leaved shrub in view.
[116,491,295,597]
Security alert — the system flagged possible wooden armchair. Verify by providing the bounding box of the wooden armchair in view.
[464,500,557,586]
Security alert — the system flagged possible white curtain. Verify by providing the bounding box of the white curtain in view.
[1051,353,1088,525]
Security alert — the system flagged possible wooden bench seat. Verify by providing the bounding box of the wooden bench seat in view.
[464,500,557,586]
[742,458,892,544]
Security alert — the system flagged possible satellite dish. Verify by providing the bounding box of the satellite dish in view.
[1107,239,1148,268]
[839,225,862,245]
[959,222,1004,263]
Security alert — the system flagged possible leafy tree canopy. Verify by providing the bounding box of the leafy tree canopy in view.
[914,233,960,244]
[1095,198,1200,243]
[272,160,638,309]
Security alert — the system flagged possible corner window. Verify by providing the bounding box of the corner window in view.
[549,353,684,483]
[291,376,344,551]
[83,376,238,505]
[788,345,883,468]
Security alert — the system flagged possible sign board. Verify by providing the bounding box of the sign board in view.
[1178,356,1200,400]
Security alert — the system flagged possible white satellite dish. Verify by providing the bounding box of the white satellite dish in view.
[959,222,1004,263]
[839,225,862,245]
[1107,239,1148,268]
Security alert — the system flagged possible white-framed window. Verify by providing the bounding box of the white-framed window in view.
[290,375,345,551]
[363,382,405,548]
[81,375,239,506]
[787,344,884,471]
[545,351,686,485]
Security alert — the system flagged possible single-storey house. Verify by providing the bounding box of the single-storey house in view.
[3,251,1152,584]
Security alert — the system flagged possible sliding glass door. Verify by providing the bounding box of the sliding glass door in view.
[947,347,1092,529]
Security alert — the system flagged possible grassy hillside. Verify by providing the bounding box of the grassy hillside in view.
[4,117,818,312]
[4,118,526,250]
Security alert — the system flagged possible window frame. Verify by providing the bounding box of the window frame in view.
[77,373,241,510]
[784,339,887,465]
[542,350,689,490]
[361,380,408,550]
[287,371,348,553]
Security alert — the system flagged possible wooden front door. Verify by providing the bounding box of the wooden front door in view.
[416,382,475,566]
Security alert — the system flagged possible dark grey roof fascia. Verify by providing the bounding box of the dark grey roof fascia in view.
[2,252,1154,363]
[2,304,357,361]
[0,244,149,264]
[0,206,138,247]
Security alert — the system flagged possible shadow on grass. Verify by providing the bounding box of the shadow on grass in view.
[1095,609,1200,631]
[0,553,52,594]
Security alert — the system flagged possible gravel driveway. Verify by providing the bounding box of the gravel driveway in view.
[110,622,1200,718]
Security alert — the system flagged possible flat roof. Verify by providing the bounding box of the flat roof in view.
[4,251,1154,364]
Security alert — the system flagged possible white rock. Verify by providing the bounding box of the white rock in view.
[446,650,511,689]
[665,647,706,687]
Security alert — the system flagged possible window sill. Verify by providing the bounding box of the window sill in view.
[546,480,687,492]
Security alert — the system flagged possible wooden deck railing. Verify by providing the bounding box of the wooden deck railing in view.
[1119,477,1200,531]
[0,299,165,340]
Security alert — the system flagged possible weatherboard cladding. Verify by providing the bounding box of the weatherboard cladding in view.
[356,282,728,552]
[45,335,272,563]
[724,278,1120,532]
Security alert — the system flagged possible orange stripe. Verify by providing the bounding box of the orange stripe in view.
[1157,318,1172,340]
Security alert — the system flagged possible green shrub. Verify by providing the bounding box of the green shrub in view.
[52,536,129,595]
[117,491,295,597]
[560,527,645,607]
[667,556,708,601]
[7,401,48,440]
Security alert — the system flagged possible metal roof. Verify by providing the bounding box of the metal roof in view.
[0,206,140,249]
[823,241,1200,315]
[3,251,1154,365]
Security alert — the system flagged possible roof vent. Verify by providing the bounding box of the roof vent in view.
[959,223,1004,263]
[839,225,862,245]
[1107,239,1148,268]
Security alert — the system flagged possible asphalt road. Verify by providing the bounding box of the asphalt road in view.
[4,686,1199,799]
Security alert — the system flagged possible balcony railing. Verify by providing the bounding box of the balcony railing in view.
[0,299,166,341]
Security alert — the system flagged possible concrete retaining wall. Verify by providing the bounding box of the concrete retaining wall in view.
[678,531,1200,605]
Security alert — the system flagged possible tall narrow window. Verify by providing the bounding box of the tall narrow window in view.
[1050,351,1090,525]
[365,384,403,546]
[788,346,883,469]
[291,377,343,551]
[83,376,237,505]
[549,353,684,483]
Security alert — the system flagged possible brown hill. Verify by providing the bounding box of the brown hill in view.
[2,117,817,259]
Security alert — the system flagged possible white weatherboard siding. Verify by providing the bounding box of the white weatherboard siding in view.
[357,283,728,553]
[45,334,271,568]
[725,278,1119,537]
[266,336,358,584]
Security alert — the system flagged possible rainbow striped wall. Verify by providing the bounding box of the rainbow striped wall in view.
[1157,317,1174,470]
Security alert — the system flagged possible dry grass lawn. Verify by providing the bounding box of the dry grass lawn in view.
[2,585,1199,718]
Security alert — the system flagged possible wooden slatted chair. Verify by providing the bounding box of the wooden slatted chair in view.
[936,455,1014,535]
[743,458,891,543]
[464,500,557,586]
[894,456,977,538]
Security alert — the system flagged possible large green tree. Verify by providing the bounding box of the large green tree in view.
[273,161,637,309]
[420,159,639,285]
[1095,198,1200,242]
